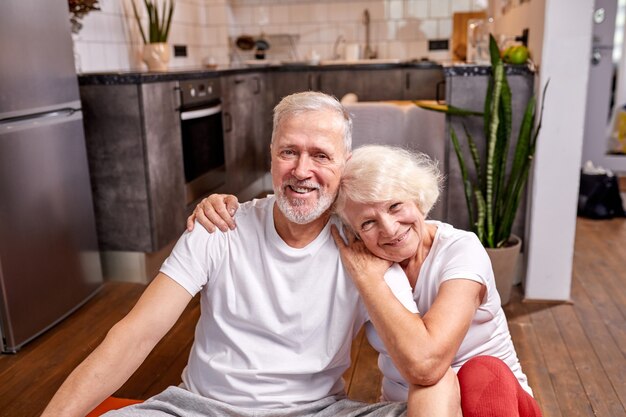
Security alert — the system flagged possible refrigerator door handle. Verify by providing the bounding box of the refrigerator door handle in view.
[0,107,78,125]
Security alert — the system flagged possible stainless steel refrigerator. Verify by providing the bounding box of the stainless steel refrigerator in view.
[582,0,619,168]
[0,0,103,353]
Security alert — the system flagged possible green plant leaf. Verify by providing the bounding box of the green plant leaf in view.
[131,0,147,44]
[450,126,477,231]
[163,1,175,42]
[414,102,483,116]
[485,61,504,248]
[462,124,483,188]
[489,34,502,68]
[134,0,174,44]
[475,189,486,244]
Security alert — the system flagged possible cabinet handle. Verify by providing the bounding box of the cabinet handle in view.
[308,74,314,90]
[405,73,410,90]
[223,112,232,132]
[253,76,261,94]
[234,78,245,85]
[436,80,446,104]
[173,85,182,109]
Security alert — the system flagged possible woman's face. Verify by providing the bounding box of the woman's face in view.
[342,198,425,263]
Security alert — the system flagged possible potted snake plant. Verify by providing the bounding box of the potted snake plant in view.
[131,0,175,71]
[418,34,547,304]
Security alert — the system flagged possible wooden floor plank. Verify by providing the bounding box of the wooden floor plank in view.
[0,283,144,417]
[550,301,626,417]
[569,276,626,412]
[525,303,596,417]
[573,220,626,357]
[346,331,382,403]
[505,290,562,417]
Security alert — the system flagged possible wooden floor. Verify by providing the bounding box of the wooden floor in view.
[0,217,625,417]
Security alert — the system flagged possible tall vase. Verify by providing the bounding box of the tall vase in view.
[485,235,521,306]
[143,43,171,72]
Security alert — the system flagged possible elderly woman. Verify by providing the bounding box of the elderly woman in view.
[188,145,542,417]
[330,145,541,417]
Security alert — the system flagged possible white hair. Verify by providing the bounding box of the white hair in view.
[335,145,443,222]
[272,91,353,154]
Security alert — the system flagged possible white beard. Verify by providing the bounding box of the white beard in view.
[274,180,335,224]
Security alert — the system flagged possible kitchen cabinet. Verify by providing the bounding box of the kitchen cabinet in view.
[221,72,271,193]
[402,67,446,101]
[80,82,186,252]
[271,70,319,105]
[317,69,403,101]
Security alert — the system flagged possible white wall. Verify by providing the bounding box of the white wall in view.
[72,0,231,72]
[491,0,545,65]
[72,0,487,73]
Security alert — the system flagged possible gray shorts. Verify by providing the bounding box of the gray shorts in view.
[103,386,407,417]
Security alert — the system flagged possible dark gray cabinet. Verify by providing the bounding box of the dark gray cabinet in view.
[271,70,319,105]
[221,72,271,193]
[402,68,446,101]
[317,69,403,101]
[80,82,186,252]
[77,65,452,253]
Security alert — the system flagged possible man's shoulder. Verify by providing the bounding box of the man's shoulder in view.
[235,195,274,223]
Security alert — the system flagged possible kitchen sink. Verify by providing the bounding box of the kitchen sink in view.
[318,58,402,66]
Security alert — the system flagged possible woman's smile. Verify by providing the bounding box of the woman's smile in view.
[382,228,411,247]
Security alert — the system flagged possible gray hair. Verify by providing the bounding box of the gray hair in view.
[335,145,443,223]
[272,92,353,154]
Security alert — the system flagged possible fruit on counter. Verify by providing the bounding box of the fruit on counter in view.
[502,45,529,65]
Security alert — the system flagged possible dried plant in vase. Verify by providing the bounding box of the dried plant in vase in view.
[68,0,100,34]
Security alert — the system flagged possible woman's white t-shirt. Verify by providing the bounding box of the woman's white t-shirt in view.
[367,221,532,401]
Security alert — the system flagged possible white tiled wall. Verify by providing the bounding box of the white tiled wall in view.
[73,0,486,73]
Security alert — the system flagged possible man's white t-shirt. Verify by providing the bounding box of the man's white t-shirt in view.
[161,196,406,409]
[367,221,532,401]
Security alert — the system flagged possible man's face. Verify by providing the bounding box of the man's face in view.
[271,110,348,224]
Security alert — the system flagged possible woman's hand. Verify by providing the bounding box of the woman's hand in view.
[331,224,392,285]
[186,194,239,233]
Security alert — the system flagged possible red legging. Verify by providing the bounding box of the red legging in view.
[457,356,542,417]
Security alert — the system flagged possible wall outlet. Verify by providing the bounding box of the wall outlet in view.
[174,45,187,57]
[428,39,449,51]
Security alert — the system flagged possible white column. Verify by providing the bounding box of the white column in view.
[524,0,594,300]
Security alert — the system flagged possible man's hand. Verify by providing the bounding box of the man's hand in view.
[186,194,239,233]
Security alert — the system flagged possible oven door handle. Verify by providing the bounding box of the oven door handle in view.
[180,104,222,121]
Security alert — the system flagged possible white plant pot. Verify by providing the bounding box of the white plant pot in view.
[143,43,170,72]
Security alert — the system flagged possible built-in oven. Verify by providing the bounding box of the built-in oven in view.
[176,79,225,205]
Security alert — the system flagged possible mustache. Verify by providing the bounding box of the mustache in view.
[282,179,321,190]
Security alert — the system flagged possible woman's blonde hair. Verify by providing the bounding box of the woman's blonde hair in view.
[335,145,443,223]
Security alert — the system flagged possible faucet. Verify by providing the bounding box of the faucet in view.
[362,9,376,59]
[332,35,345,60]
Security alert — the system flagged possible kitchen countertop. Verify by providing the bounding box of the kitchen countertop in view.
[78,61,533,86]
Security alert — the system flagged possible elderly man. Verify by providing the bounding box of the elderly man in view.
[42,92,413,417]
